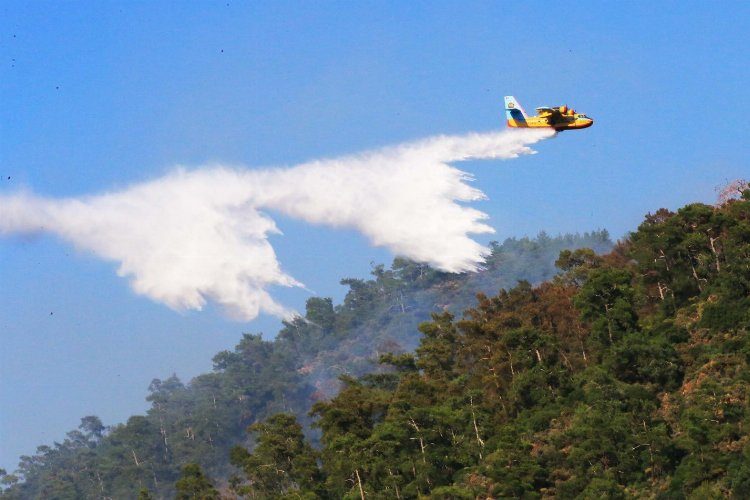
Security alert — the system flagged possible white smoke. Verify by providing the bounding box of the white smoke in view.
[0,128,553,321]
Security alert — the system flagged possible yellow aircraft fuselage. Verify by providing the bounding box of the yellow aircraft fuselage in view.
[508,113,593,131]
[504,96,593,131]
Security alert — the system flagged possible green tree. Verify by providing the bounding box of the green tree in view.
[230,413,322,498]
[174,463,219,499]
[574,267,637,346]
[137,487,155,500]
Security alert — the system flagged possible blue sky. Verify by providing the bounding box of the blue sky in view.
[1,1,748,471]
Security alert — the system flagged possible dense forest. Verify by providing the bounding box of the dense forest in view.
[0,231,610,498]
[2,182,749,498]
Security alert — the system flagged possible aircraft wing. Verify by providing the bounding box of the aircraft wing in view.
[535,106,559,117]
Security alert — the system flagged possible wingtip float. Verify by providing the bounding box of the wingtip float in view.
[504,95,593,131]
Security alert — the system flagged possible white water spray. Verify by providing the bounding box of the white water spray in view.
[0,128,554,320]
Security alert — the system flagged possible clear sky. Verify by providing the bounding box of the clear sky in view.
[1,1,748,471]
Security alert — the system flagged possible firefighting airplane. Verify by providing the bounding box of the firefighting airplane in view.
[504,96,593,131]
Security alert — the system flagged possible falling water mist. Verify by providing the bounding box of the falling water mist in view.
[0,128,555,320]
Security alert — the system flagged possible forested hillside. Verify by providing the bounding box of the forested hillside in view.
[3,184,749,499]
[0,231,610,498]
[227,185,750,498]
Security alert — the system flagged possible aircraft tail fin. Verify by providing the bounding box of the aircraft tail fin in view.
[504,95,528,127]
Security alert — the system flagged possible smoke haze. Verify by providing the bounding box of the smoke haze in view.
[0,129,554,320]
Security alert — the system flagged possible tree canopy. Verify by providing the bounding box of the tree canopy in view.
[4,182,749,498]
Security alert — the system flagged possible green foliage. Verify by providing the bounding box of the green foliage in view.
[574,267,638,346]
[7,192,750,497]
[305,297,336,332]
[295,193,750,497]
[174,463,219,499]
[605,331,683,389]
[230,413,323,498]
[13,200,744,500]
[8,191,750,497]
[137,487,155,500]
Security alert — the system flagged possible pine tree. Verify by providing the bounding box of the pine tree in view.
[174,463,219,500]
[230,413,323,498]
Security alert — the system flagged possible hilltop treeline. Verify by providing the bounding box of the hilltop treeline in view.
[0,231,610,498]
[227,186,750,498]
[3,185,749,498]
